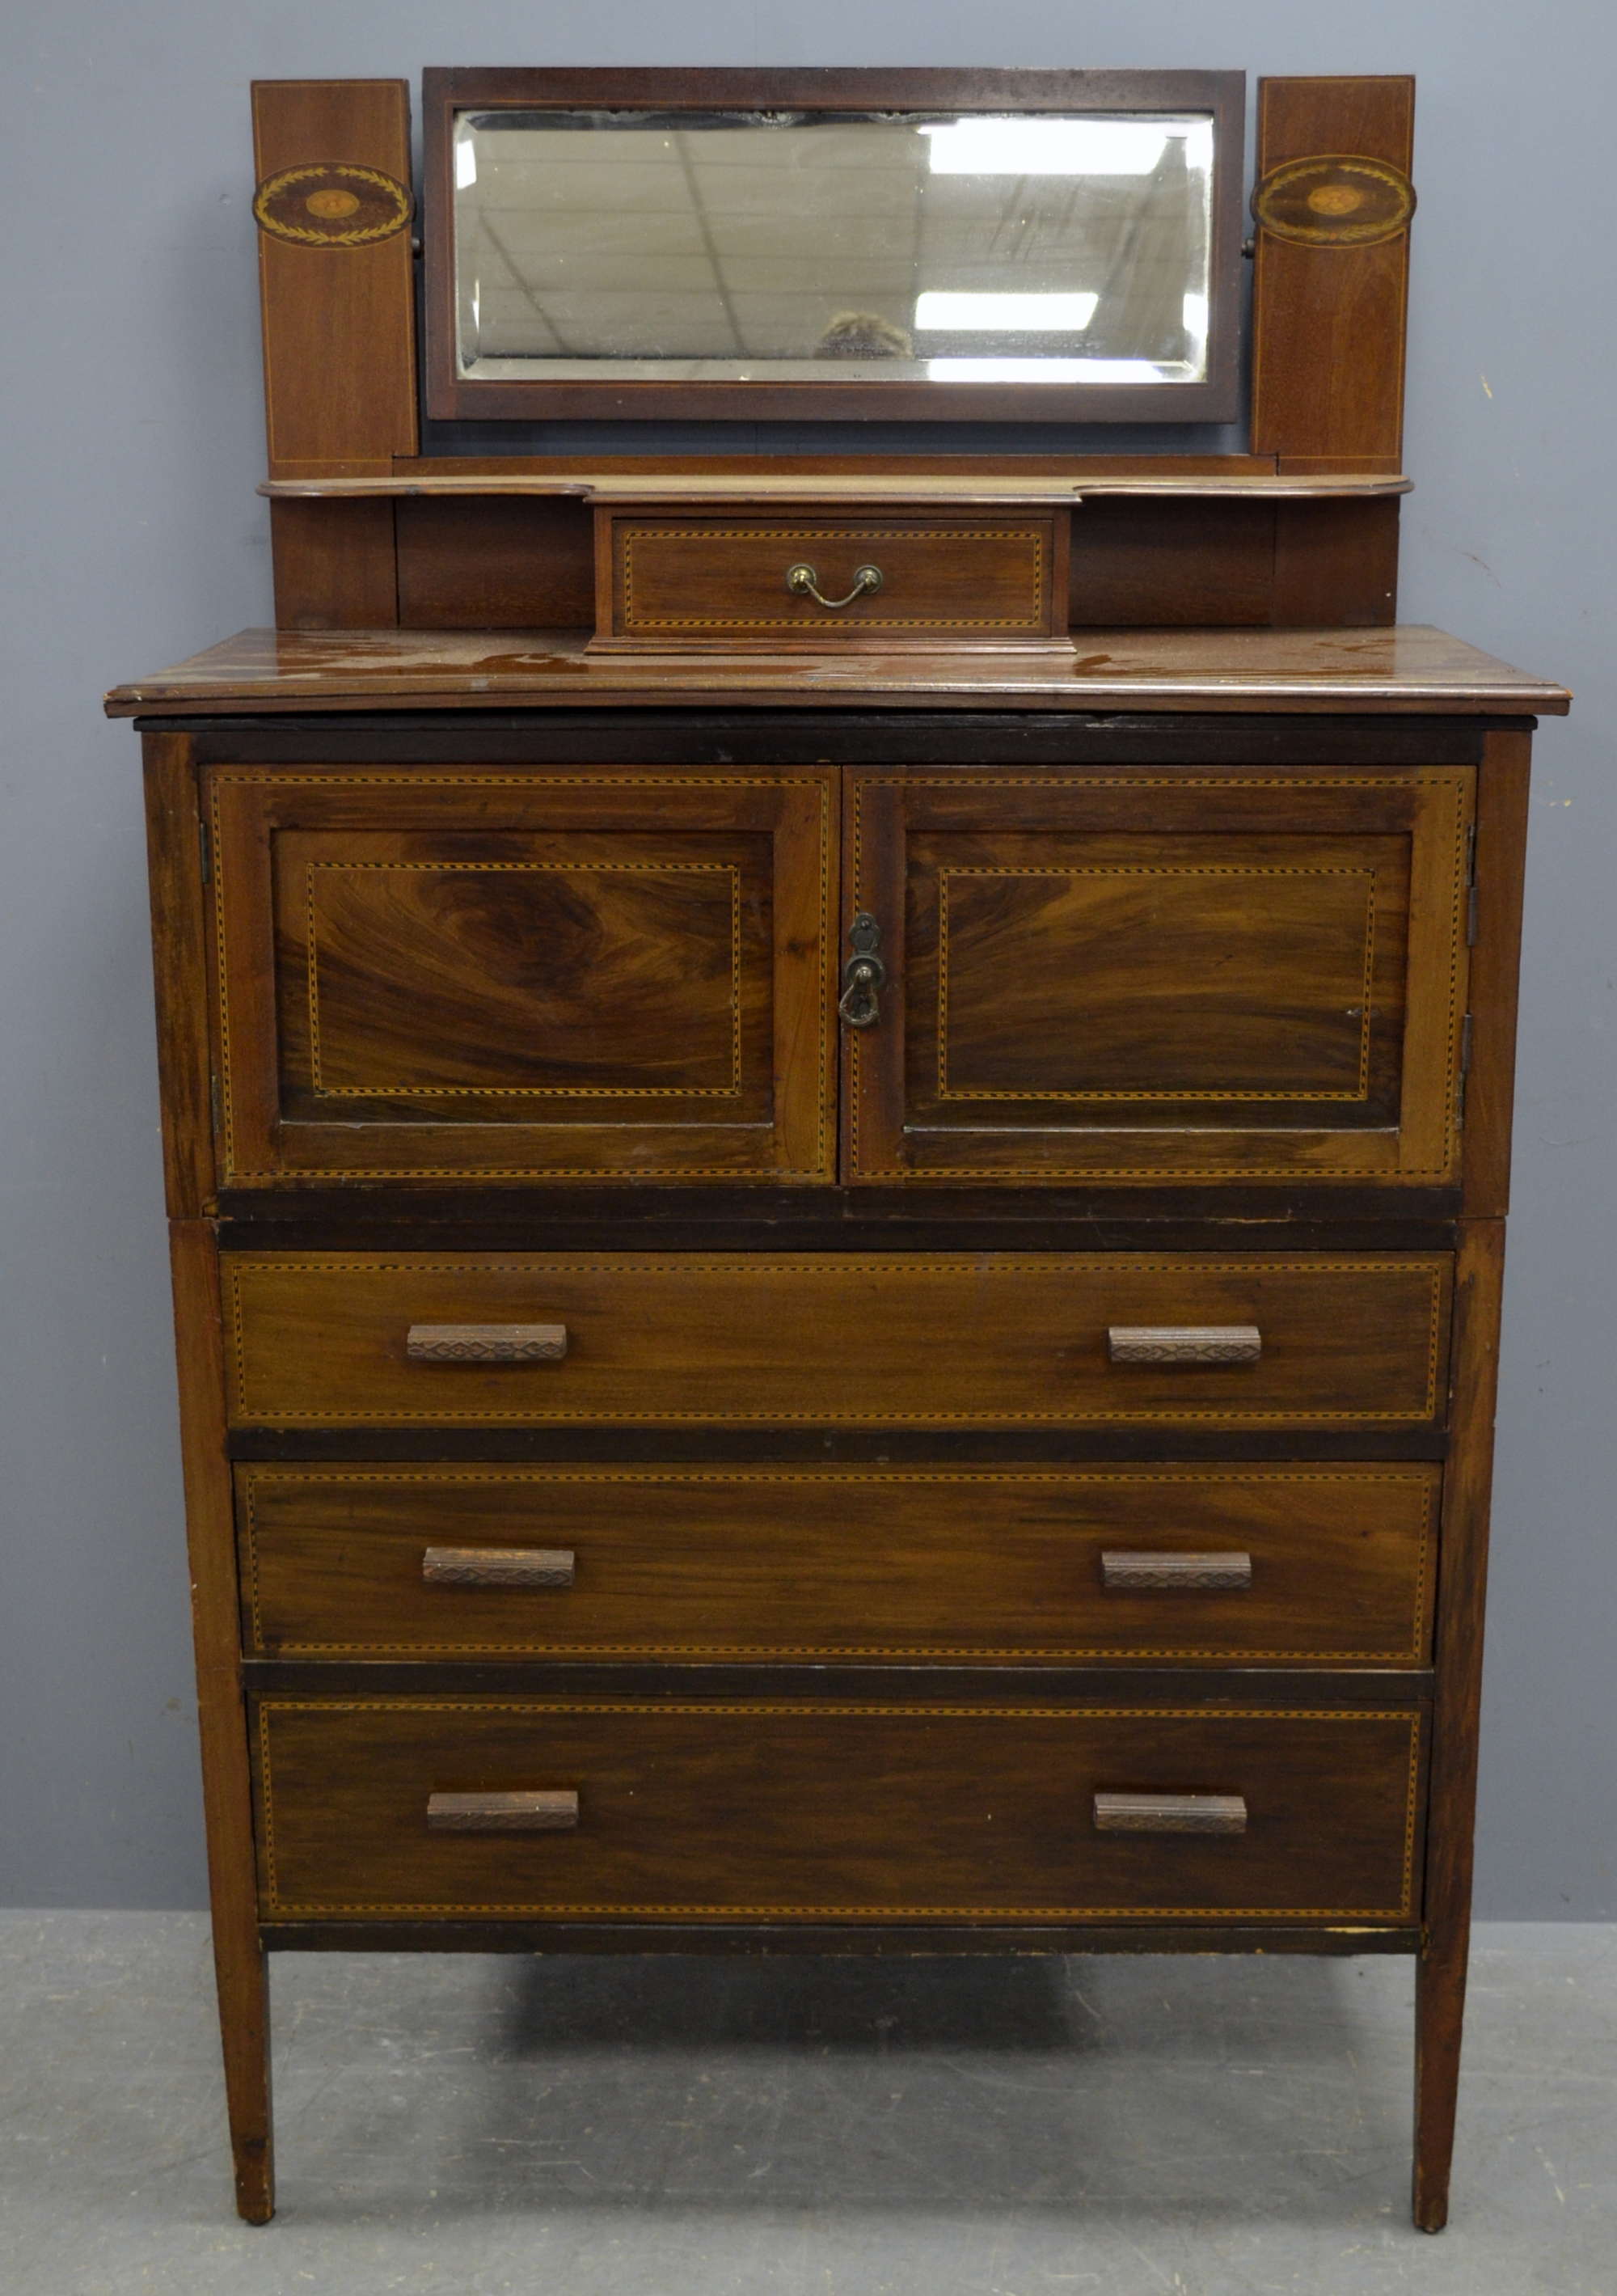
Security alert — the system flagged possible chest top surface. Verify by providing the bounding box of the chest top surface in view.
[106,623,1569,717]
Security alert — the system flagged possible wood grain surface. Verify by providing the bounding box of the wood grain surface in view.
[205,763,836,1183]
[252,80,417,478]
[251,1695,1425,1922]
[1462,730,1534,1217]
[395,497,594,630]
[141,734,215,1219]
[1415,1217,1505,2230]
[235,1461,1439,1664]
[601,513,1064,649]
[264,465,1407,502]
[1251,78,1416,465]
[843,763,1473,1185]
[221,1251,1452,1428]
[168,1224,274,2222]
[268,499,399,632]
[103,625,1571,717]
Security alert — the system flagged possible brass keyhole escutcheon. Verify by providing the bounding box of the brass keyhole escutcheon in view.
[837,911,886,1029]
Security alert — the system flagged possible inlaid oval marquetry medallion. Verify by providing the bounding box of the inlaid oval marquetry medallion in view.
[305,187,361,220]
[251,163,412,247]
[1252,154,1416,247]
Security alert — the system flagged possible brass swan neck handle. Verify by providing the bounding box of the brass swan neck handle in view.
[785,560,884,610]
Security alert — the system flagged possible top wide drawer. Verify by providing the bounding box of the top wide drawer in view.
[222,1252,1451,1428]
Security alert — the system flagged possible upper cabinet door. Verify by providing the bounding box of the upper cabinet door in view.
[208,766,835,1185]
[842,766,1473,1187]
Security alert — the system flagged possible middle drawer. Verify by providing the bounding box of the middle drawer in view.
[238,1462,1439,1665]
[223,1252,1451,1428]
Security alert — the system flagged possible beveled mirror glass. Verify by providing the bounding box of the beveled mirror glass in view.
[452,108,1217,387]
[423,70,1244,421]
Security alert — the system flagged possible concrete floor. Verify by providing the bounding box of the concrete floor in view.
[1,1915,1611,2294]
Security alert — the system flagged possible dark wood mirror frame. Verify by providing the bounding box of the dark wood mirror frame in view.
[420,66,1248,425]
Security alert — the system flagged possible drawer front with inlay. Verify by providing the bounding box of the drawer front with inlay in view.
[222,1252,1451,1428]
[599,513,1065,649]
[252,1697,1426,1923]
[237,1463,1440,1664]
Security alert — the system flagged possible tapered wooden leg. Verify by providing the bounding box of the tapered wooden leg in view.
[1413,1922,1469,2230]
[169,1224,276,2222]
[217,1930,274,2222]
[1412,1220,1505,2232]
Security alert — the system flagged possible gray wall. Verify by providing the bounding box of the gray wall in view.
[2,1,1611,1914]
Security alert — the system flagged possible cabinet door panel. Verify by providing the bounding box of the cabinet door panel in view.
[843,767,1471,1184]
[208,767,835,1182]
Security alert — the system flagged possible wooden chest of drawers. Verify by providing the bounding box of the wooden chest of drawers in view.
[115,650,1564,2235]
[107,54,1572,2245]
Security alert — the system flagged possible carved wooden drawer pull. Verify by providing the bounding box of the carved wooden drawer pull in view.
[1107,1324,1261,1367]
[406,1323,569,1364]
[1093,1792,1248,1836]
[425,1790,579,1833]
[1101,1550,1253,1592]
[422,1546,576,1589]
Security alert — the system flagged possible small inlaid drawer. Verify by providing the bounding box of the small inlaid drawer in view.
[237,1462,1440,1665]
[251,1696,1426,1924]
[222,1251,1452,1429]
[594,509,1068,651]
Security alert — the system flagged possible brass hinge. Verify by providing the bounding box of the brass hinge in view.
[1455,1013,1474,1127]
[1464,820,1479,945]
[198,815,212,885]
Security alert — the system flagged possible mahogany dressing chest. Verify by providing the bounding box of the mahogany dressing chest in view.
[104,68,1569,2228]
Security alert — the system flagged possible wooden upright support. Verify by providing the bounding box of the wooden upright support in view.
[1251,76,1416,471]
[252,80,417,624]
[1252,75,1415,621]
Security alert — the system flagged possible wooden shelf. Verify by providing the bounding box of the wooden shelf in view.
[261,467,1413,506]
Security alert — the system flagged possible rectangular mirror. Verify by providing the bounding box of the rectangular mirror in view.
[424,70,1245,423]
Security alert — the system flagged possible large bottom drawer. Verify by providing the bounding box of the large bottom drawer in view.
[253,1697,1425,1925]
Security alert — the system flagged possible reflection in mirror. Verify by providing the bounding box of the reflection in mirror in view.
[452,109,1216,387]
